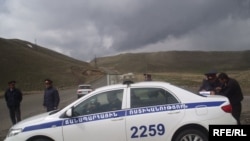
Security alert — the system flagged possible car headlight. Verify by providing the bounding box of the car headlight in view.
[7,128,23,137]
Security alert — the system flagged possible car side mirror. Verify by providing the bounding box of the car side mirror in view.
[65,108,73,117]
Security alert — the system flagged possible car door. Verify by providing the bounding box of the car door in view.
[126,87,185,141]
[62,89,126,141]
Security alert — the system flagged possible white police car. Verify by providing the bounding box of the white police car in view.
[4,81,236,141]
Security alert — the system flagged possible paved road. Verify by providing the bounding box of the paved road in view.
[1,89,250,140]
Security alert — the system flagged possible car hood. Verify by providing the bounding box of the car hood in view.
[11,112,52,129]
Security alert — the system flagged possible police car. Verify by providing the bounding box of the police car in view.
[4,81,236,141]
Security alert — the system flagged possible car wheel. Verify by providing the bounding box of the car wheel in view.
[28,137,53,141]
[173,129,208,141]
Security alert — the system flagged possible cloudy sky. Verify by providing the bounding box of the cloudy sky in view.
[1,0,250,62]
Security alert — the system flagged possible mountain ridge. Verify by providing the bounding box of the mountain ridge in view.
[0,37,101,91]
[1,37,250,92]
[91,50,250,73]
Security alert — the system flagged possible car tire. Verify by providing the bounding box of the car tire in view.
[173,129,208,141]
[27,137,53,141]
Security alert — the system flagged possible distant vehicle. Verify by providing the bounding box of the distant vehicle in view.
[4,81,236,141]
[76,84,93,98]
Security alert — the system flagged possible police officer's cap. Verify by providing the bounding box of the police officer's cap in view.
[8,80,16,84]
[44,79,53,84]
[204,70,217,76]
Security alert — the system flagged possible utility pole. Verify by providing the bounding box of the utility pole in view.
[34,38,37,45]
[94,55,98,68]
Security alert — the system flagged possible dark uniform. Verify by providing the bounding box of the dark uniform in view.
[217,73,244,125]
[199,70,221,94]
[199,78,221,92]
[4,81,23,125]
[43,79,60,112]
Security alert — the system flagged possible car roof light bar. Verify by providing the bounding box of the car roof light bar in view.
[123,80,134,87]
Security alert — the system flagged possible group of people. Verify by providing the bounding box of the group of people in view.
[4,79,60,125]
[199,70,244,125]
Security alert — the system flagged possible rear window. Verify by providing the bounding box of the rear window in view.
[79,85,91,89]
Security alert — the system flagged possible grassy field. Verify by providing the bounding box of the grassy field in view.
[89,50,250,96]
[1,70,249,99]
[133,71,250,96]
[91,51,250,74]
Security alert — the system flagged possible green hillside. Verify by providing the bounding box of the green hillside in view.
[90,51,250,95]
[0,38,97,91]
[91,51,250,73]
[1,37,250,95]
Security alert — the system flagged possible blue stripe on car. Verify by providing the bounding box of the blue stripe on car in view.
[22,101,225,132]
[23,120,63,132]
[185,101,225,108]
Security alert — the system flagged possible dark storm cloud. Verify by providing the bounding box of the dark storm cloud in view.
[106,0,250,51]
[1,0,250,61]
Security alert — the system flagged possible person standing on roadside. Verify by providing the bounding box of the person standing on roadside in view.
[43,79,60,112]
[4,80,23,125]
[217,72,244,125]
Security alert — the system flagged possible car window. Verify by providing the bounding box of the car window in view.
[79,85,91,89]
[73,89,123,116]
[130,88,178,108]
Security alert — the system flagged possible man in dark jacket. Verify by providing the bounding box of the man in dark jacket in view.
[217,72,244,125]
[198,70,221,94]
[107,92,122,111]
[43,79,60,112]
[4,80,23,125]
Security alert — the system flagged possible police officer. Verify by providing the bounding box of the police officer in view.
[198,70,221,94]
[217,72,244,125]
[43,79,60,112]
[4,80,23,125]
